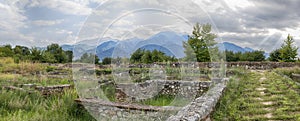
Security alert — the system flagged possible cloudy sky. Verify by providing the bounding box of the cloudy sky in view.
[0,0,299,53]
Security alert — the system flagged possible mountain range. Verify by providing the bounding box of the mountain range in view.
[61,31,268,60]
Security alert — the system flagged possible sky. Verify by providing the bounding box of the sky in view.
[0,0,299,53]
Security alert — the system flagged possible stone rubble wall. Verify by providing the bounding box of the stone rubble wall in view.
[75,78,228,121]
[75,98,180,121]
[34,84,73,95]
[3,84,73,96]
[115,80,211,102]
[167,78,228,121]
[118,62,300,70]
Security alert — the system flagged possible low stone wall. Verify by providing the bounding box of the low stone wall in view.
[3,84,73,96]
[75,98,180,121]
[35,84,73,95]
[291,73,300,83]
[124,62,300,70]
[115,80,211,102]
[75,78,227,121]
[167,78,228,121]
[225,62,299,70]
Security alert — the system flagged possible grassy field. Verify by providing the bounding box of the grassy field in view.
[5,56,300,120]
[0,58,96,121]
[0,57,208,120]
[0,89,96,121]
[212,68,300,120]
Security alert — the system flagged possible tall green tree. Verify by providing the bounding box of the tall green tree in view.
[130,49,177,63]
[239,50,265,61]
[13,45,31,62]
[141,50,152,64]
[268,49,281,62]
[183,41,197,62]
[0,45,14,57]
[130,49,144,63]
[41,51,56,63]
[279,34,298,62]
[183,23,218,62]
[65,50,73,62]
[102,57,112,65]
[45,44,67,63]
[30,47,43,62]
[225,51,240,62]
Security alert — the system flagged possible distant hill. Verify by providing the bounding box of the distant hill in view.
[92,31,187,60]
[61,31,270,60]
[217,42,269,58]
[217,42,254,53]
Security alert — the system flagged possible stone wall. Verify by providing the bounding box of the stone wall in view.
[167,78,228,121]
[3,84,73,96]
[75,78,228,121]
[34,84,73,95]
[120,62,300,70]
[75,98,180,121]
[225,62,299,70]
[291,73,300,83]
[115,80,211,102]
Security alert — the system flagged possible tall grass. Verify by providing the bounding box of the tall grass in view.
[0,57,45,74]
[0,89,95,121]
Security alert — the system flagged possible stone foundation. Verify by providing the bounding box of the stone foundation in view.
[167,78,228,121]
[75,98,180,121]
[115,80,211,102]
[75,78,228,121]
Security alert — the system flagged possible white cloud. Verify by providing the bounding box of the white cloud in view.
[56,29,73,34]
[0,1,34,45]
[0,2,26,31]
[0,0,299,51]
[27,0,92,15]
[92,9,109,16]
[32,19,64,26]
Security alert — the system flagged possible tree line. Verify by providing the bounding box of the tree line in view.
[224,35,298,62]
[0,44,73,63]
[130,49,177,64]
[183,23,298,62]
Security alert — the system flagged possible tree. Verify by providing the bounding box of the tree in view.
[183,41,197,62]
[41,51,56,63]
[13,45,31,63]
[45,44,67,63]
[30,47,43,62]
[102,57,112,65]
[225,50,239,62]
[78,53,99,64]
[183,23,218,62]
[130,49,144,63]
[268,49,281,62]
[240,50,265,61]
[130,49,177,63]
[141,50,152,64]
[0,45,14,57]
[65,50,73,63]
[251,50,265,61]
[279,34,298,62]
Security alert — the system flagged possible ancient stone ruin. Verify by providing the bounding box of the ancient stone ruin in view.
[75,78,228,120]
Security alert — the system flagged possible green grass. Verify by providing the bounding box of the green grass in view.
[138,94,175,106]
[0,60,96,121]
[0,89,95,121]
[212,68,300,121]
